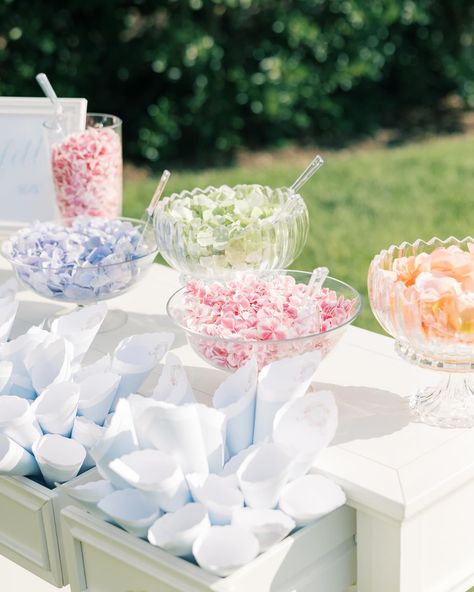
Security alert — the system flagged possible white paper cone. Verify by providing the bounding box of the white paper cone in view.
[231,507,295,552]
[98,488,162,538]
[137,402,209,474]
[0,300,18,344]
[213,358,257,457]
[90,399,139,488]
[73,354,111,383]
[127,393,155,421]
[34,434,86,486]
[278,474,346,527]
[253,351,321,443]
[187,473,244,525]
[0,331,50,399]
[237,443,292,509]
[124,395,157,449]
[72,416,105,447]
[103,413,114,427]
[273,390,338,479]
[148,502,210,558]
[71,416,106,471]
[195,404,226,474]
[111,332,174,409]
[33,382,80,437]
[67,479,116,512]
[51,303,107,367]
[25,334,73,394]
[0,395,42,451]
[78,372,121,425]
[152,352,195,405]
[0,433,40,476]
[68,479,115,503]
[219,444,261,489]
[109,449,191,512]
[0,360,13,392]
[193,525,259,577]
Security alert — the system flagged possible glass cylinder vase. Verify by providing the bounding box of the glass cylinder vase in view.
[44,113,123,220]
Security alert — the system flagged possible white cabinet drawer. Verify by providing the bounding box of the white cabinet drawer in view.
[0,470,98,587]
[0,476,64,587]
[60,503,356,592]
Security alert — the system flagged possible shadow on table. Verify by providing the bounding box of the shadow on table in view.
[10,293,187,351]
[0,269,15,285]
[185,364,229,396]
[92,311,187,352]
[11,300,65,337]
[314,381,411,444]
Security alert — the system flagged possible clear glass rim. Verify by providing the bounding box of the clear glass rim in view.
[86,112,122,130]
[154,185,308,237]
[371,236,474,270]
[167,270,363,345]
[159,184,304,201]
[42,112,122,131]
[1,216,157,271]
[156,184,306,215]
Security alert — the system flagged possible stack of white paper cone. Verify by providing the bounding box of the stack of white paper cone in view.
[0,297,175,488]
[59,349,346,577]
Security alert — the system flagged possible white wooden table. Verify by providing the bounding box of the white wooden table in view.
[1,259,474,592]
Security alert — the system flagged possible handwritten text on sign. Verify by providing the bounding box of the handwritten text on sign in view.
[0,114,56,221]
[0,97,87,223]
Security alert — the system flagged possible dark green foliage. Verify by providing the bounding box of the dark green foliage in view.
[0,0,472,166]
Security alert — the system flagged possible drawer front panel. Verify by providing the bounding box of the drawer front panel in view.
[0,476,63,586]
[61,505,356,592]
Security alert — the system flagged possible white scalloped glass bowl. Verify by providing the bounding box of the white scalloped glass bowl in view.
[154,185,309,278]
[167,270,362,371]
[368,237,474,427]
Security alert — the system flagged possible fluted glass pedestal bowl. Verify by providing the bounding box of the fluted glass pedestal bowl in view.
[167,270,361,371]
[368,237,474,428]
[154,184,309,279]
[2,216,158,331]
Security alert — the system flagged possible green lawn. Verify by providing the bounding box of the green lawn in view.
[124,133,474,333]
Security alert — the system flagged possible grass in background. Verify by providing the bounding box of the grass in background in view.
[124,133,474,333]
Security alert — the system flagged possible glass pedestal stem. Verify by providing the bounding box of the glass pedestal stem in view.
[410,372,474,428]
[44,304,128,333]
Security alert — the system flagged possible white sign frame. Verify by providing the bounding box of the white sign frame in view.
[0,96,87,228]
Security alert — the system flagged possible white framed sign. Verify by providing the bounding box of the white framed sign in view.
[0,97,87,227]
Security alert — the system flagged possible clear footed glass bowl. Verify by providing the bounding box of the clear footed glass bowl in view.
[167,270,362,371]
[2,216,158,331]
[154,184,309,279]
[368,237,474,427]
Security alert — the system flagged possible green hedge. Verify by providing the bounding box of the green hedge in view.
[1,0,472,166]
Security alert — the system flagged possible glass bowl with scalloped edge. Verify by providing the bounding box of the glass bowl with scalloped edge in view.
[368,236,474,428]
[154,184,309,279]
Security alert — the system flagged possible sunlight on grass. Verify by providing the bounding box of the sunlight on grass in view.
[124,134,474,333]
